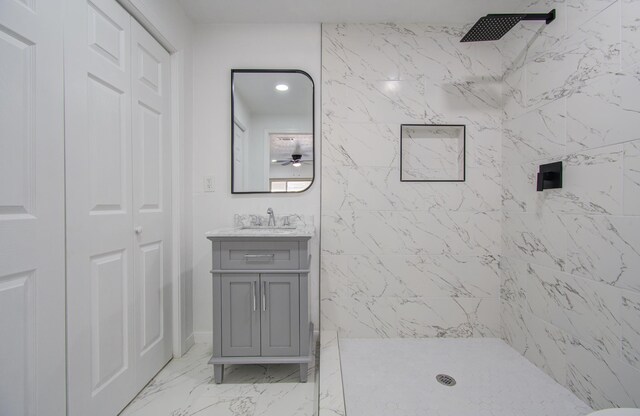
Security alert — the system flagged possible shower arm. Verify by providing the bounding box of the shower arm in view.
[487,10,556,24]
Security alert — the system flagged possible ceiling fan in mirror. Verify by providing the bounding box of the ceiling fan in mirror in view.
[273,141,312,167]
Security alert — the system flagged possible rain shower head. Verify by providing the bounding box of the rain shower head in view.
[460,9,556,42]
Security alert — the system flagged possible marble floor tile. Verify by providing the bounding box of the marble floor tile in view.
[120,344,318,416]
[318,331,346,416]
[340,338,592,416]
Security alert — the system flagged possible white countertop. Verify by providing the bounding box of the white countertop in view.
[206,225,315,238]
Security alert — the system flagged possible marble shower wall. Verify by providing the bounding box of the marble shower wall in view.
[321,23,503,338]
[499,0,640,409]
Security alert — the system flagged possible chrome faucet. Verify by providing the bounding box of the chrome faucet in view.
[267,208,275,226]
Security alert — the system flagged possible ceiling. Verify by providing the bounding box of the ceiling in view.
[178,0,527,24]
[234,72,313,116]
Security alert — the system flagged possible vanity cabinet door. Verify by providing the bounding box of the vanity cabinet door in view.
[260,274,300,356]
[221,274,260,356]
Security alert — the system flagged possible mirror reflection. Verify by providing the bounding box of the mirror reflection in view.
[232,70,314,193]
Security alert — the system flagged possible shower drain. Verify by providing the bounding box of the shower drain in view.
[436,374,457,386]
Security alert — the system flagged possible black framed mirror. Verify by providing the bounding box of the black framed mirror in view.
[231,69,315,194]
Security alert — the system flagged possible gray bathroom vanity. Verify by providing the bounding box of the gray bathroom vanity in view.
[206,219,314,383]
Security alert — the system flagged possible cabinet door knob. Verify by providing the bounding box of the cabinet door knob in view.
[134,226,143,234]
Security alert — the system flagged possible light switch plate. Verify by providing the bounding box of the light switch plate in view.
[203,176,215,192]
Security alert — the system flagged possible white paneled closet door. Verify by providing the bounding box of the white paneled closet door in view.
[65,1,172,415]
[0,0,66,415]
[131,18,173,391]
[65,0,136,414]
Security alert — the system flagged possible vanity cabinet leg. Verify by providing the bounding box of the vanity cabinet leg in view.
[214,364,224,384]
[299,363,308,383]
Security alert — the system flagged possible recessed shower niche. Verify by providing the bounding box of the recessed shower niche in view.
[400,124,466,182]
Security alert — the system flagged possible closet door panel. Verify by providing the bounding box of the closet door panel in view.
[65,1,136,415]
[131,18,173,390]
[86,74,128,213]
[0,0,66,414]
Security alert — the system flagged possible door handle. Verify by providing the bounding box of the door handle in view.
[251,281,256,311]
[262,281,267,311]
[134,226,143,234]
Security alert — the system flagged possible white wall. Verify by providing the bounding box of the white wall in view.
[121,0,195,353]
[500,0,640,409]
[192,23,321,340]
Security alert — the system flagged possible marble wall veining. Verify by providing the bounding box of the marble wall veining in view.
[321,23,503,339]
[499,0,640,409]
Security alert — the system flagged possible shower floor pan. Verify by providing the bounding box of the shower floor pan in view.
[340,338,591,416]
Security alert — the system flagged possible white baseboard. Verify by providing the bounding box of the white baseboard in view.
[173,333,195,358]
[193,331,213,344]
[183,333,195,351]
